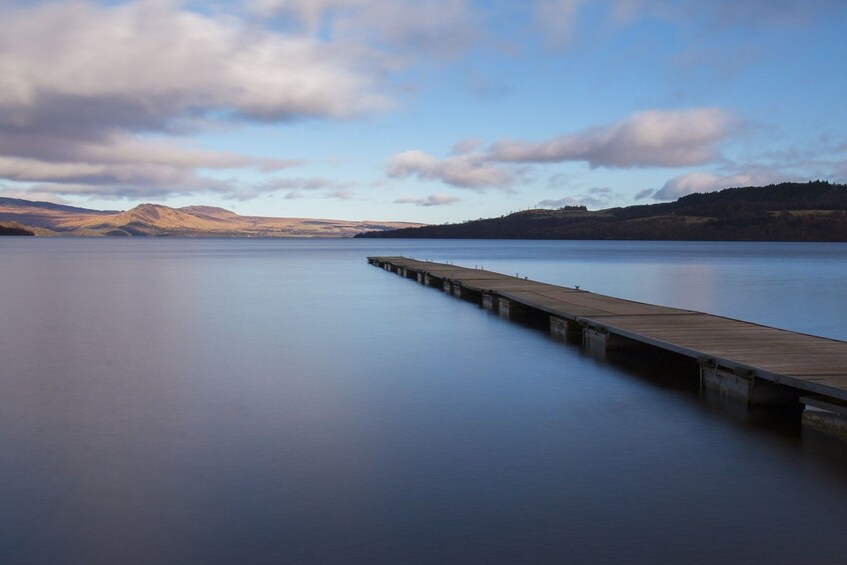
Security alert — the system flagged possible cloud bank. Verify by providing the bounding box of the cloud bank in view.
[388,150,518,190]
[388,108,736,190]
[490,108,734,168]
[537,187,617,209]
[394,193,461,206]
[249,0,478,60]
[0,0,477,201]
[652,171,798,200]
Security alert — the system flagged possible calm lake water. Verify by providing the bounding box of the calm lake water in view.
[2,238,847,564]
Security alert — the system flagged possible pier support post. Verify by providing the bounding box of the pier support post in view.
[801,397,847,440]
[417,272,425,284]
[452,285,481,302]
[482,292,499,313]
[699,361,797,405]
[424,274,441,288]
[444,282,463,297]
[550,316,582,342]
[582,327,610,355]
[582,326,645,355]
[498,298,527,321]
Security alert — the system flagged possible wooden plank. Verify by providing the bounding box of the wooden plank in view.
[502,289,694,317]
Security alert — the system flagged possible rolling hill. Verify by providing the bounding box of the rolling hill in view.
[0,198,422,237]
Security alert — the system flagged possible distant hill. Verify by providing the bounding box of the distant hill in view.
[0,198,423,237]
[356,181,847,241]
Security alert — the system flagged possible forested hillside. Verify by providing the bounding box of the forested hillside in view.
[357,181,847,241]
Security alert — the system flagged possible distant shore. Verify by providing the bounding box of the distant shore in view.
[0,224,34,236]
[357,181,847,242]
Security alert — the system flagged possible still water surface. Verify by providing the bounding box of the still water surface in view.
[2,238,847,564]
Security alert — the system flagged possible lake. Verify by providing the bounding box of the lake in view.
[2,238,847,564]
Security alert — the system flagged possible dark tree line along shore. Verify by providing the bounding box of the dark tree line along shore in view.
[0,224,34,236]
[357,181,847,241]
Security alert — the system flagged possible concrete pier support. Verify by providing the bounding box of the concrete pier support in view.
[582,326,646,354]
[802,397,847,440]
[583,327,610,356]
[424,274,441,288]
[550,316,582,342]
[445,282,464,297]
[417,272,425,284]
[498,298,527,321]
[482,292,498,313]
[699,362,797,405]
[452,285,480,302]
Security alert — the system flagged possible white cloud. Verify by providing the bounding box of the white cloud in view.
[0,0,492,202]
[9,181,203,200]
[450,138,483,155]
[394,193,461,206]
[0,155,238,191]
[653,170,796,200]
[0,185,72,205]
[249,0,478,59]
[0,134,296,175]
[537,187,616,209]
[0,0,399,201]
[387,150,517,190]
[324,189,358,200]
[0,134,300,200]
[262,177,352,191]
[0,1,390,129]
[232,176,355,201]
[387,108,737,191]
[490,108,735,168]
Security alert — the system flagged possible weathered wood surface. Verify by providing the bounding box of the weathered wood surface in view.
[369,256,847,401]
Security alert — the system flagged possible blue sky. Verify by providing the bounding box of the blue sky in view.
[1,0,846,222]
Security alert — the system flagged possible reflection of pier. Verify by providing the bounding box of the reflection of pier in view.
[368,256,847,439]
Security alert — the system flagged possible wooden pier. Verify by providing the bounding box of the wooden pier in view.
[368,256,847,437]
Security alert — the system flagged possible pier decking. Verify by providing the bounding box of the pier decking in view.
[368,256,847,433]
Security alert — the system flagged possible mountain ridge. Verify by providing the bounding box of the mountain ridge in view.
[0,198,423,237]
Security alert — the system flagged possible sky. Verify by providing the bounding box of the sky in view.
[1,0,846,223]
